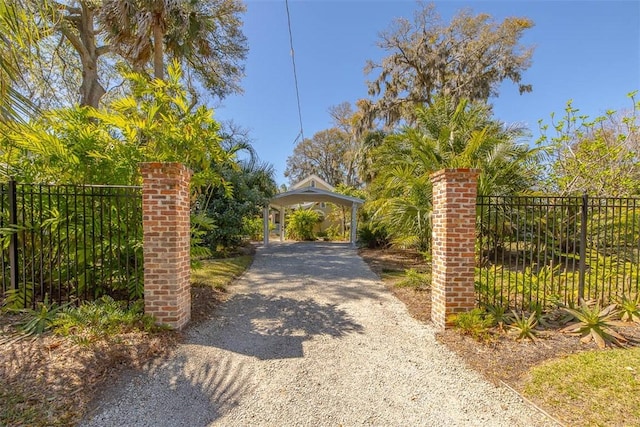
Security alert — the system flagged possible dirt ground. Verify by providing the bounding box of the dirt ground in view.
[0,313,178,426]
[0,288,226,426]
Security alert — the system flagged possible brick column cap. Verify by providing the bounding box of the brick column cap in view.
[430,168,480,183]
[140,162,193,176]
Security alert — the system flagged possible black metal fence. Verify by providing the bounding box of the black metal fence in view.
[1,181,143,309]
[476,195,640,311]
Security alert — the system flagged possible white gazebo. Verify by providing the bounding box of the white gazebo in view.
[263,186,364,247]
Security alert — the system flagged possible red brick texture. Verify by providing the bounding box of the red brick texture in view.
[430,168,479,330]
[140,162,191,330]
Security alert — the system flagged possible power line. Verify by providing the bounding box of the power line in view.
[285,0,305,144]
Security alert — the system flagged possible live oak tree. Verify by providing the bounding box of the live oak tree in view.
[361,3,534,128]
[327,102,363,187]
[55,1,108,108]
[285,103,367,189]
[357,129,386,185]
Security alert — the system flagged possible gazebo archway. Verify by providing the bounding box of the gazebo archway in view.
[263,187,364,247]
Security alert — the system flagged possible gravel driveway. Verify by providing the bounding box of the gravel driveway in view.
[81,242,558,427]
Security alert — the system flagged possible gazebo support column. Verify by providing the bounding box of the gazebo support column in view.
[263,206,269,245]
[350,203,357,248]
[280,207,285,242]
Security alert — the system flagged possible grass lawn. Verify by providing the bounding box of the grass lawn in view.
[191,255,253,290]
[523,347,640,426]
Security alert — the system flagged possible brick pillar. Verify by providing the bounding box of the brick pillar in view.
[430,168,479,330]
[140,162,191,329]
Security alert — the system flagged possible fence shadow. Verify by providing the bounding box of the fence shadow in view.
[188,292,364,360]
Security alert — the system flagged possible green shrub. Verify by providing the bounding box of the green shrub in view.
[450,308,493,341]
[191,213,214,268]
[286,209,321,241]
[395,268,430,290]
[357,223,390,248]
[326,225,343,241]
[242,216,265,241]
[316,230,328,240]
[20,295,70,336]
[53,296,158,344]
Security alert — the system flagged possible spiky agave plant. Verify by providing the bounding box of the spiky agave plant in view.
[509,310,538,342]
[483,303,513,331]
[561,300,627,349]
[618,295,640,323]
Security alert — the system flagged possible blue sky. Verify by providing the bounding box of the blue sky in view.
[214,0,640,186]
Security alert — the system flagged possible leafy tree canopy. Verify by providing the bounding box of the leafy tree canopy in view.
[16,0,247,108]
[284,127,353,187]
[538,92,640,197]
[0,0,50,120]
[361,3,534,129]
[100,0,247,97]
[1,62,234,186]
[200,157,276,249]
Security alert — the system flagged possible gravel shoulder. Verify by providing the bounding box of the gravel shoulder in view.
[81,242,558,427]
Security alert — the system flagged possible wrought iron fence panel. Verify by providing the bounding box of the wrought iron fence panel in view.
[477,195,640,311]
[1,181,143,308]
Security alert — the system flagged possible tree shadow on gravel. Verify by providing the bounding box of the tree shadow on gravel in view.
[81,353,253,427]
[189,293,364,360]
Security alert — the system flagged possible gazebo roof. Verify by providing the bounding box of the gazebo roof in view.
[270,186,364,208]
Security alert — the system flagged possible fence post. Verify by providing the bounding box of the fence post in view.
[140,162,191,329]
[7,179,19,292]
[578,192,588,301]
[430,168,479,330]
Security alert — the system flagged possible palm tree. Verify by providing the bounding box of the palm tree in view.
[366,96,541,250]
[0,0,43,121]
[100,0,247,98]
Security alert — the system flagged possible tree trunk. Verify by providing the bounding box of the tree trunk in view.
[61,3,106,108]
[78,4,106,107]
[153,19,164,80]
[80,57,106,108]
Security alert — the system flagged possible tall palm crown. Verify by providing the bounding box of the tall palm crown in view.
[0,0,44,121]
[366,96,540,249]
[100,0,247,98]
